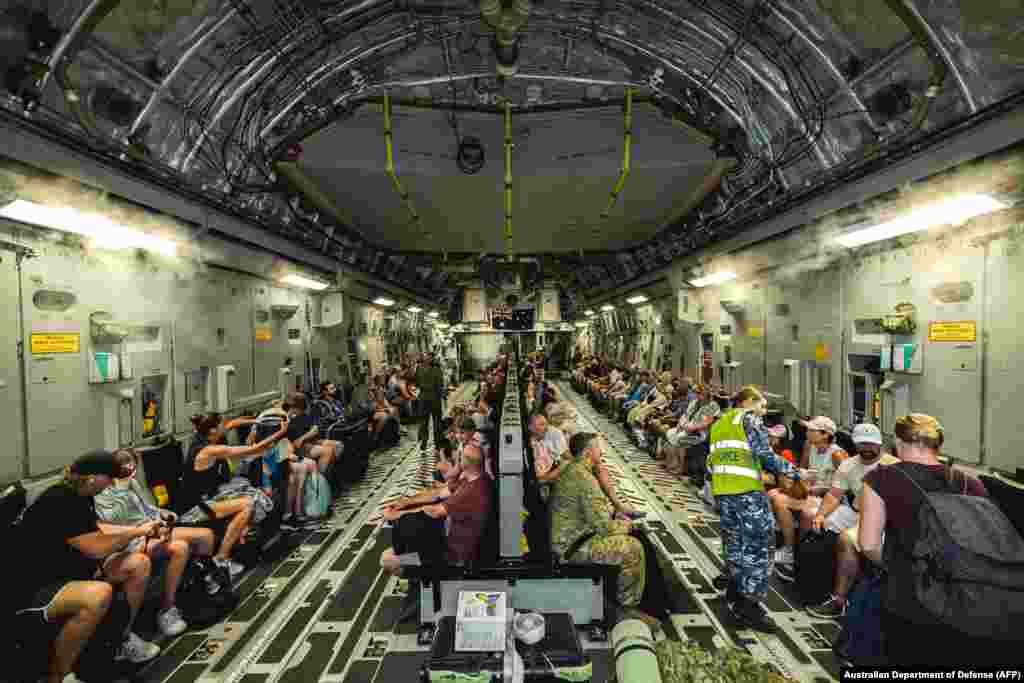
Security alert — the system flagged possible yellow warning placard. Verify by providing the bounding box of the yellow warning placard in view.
[255,327,273,342]
[30,333,81,354]
[748,326,764,338]
[815,343,831,362]
[928,321,976,343]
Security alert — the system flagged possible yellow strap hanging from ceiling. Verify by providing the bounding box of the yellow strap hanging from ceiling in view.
[383,93,422,229]
[601,87,633,220]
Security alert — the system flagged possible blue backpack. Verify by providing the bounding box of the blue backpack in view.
[303,470,332,519]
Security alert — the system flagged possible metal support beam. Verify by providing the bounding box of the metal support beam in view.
[130,8,238,137]
[38,0,121,96]
[888,0,977,113]
[770,6,880,131]
[601,88,633,220]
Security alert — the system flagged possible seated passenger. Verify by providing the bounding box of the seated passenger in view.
[661,383,720,476]
[368,380,398,443]
[253,408,319,530]
[621,371,654,415]
[178,412,286,578]
[380,445,492,619]
[14,451,163,680]
[858,414,999,667]
[313,382,346,428]
[286,393,340,474]
[528,413,570,500]
[94,449,220,636]
[545,400,579,439]
[550,433,648,612]
[797,423,898,606]
[799,416,849,498]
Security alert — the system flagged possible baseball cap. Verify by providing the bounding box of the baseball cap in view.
[767,424,788,439]
[71,450,121,478]
[852,422,883,446]
[801,416,837,435]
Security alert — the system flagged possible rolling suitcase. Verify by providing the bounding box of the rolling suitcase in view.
[795,530,839,606]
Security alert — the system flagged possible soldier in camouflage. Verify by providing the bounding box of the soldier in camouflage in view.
[709,386,800,633]
[550,432,646,607]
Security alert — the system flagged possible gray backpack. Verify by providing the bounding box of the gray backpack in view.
[885,466,1024,640]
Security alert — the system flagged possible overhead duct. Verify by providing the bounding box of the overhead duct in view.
[480,0,532,77]
[383,93,422,231]
[601,87,633,220]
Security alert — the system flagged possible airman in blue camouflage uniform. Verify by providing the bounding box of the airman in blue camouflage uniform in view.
[709,386,800,633]
[550,432,645,607]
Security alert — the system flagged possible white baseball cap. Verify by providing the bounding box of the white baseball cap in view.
[852,423,883,446]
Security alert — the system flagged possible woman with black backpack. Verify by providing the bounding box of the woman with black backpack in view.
[858,413,1014,666]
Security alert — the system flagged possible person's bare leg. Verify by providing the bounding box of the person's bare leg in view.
[380,548,402,576]
[770,492,798,549]
[211,498,253,560]
[834,532,861,599]
[103,551,152,629]
[45,581,113,682]
[171,526,215,558]
[150,539,190,610]
[292,461,310,514]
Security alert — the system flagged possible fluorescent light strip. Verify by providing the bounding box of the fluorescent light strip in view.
[600,304,615,311]
[584,309,595,316]
[626,294,648,304]
[575,321,589,327]
[428,311,440,318]
[373,297,395,306]
[0,199,178,257]
[281,274,329,290]
[407,306,422,313]
[835,193,1007,248]
[436,322,450,329]
[690,271,737,287]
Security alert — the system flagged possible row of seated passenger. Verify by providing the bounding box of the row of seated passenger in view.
[0,368,436,683]
[571,354,1024,667]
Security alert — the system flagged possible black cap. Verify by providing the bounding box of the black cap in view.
[71,450,121,478]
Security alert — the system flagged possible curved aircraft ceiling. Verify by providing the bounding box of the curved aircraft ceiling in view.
[1,0,1022,308]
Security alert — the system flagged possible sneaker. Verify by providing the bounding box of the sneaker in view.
[157,606,188,637]
[204,574,223,595]
[807,594,847,619]
[773,546,794,565]
[730,598,776,633]
[213,557,245,580]
[774,562,797,583]
[115,632,161,663]
[397,580,420,624]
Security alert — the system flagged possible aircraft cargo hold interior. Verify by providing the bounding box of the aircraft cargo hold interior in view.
[0,0,1023,681]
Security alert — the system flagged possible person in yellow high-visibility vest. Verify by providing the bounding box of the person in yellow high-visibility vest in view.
[709,385,801,633]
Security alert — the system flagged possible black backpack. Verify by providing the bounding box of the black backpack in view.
[885,466,1024,641]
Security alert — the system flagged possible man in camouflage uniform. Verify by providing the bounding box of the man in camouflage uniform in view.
[550,432,646,607]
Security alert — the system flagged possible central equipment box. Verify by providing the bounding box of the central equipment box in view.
[422,613,592,683]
